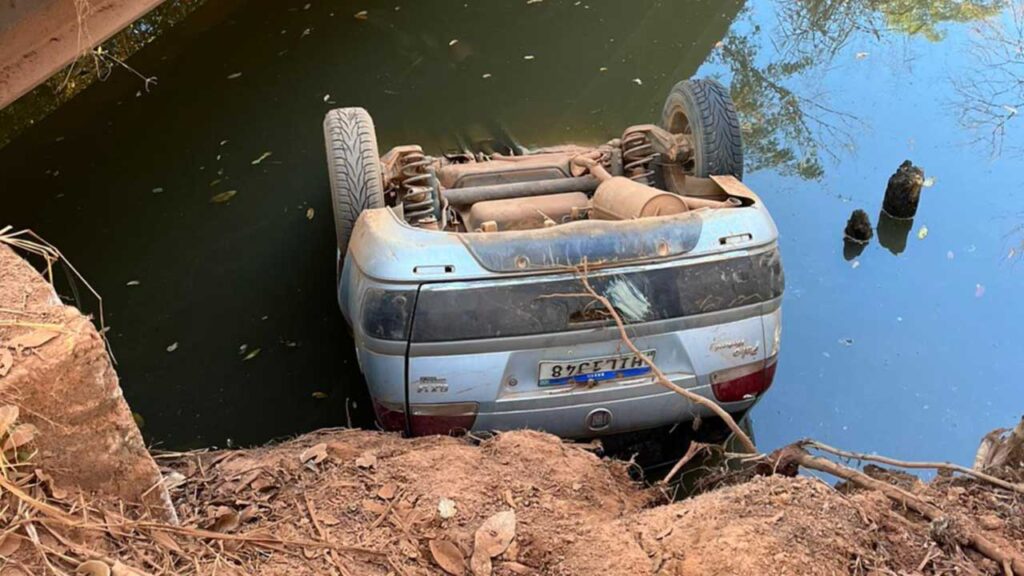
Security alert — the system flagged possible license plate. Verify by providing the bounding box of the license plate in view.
[538,350,655,387]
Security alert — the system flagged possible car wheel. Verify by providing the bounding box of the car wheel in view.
[323,107,385,258]
[659,78,744,182]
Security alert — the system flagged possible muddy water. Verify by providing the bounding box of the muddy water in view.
[0,0,1021,461]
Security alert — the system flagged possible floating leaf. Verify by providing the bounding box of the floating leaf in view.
[243,347,261,361]
[126,280,140,286]
[917,225,928,240]
[306,207,315,220]
[323,94,330,102]
[251,152,272,165]
[429,539,466,576]
[523,55,535,60]
[850,259,860,269]
[922,176,936,188]
[227,72,242,80]
[975,283,986,298]
[855,51,869,60]
[151,187,164,194]
[449,39,459,46]
[209,190,238,204]
[166,342,179,353]
[947,251,955,260]
[354,10,368,19]
[438,497,457,519]
[632,78,643,86]
[311,391,328,399]
[482,73,492,79]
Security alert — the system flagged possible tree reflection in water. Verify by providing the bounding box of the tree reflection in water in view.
[713,0,1002,179]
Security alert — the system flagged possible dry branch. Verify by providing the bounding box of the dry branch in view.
[803,439,1024,495]
[769,444,1024,575]
[569,261,758,453]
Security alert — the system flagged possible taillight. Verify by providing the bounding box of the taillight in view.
[710,356,778,403]
[409,402,478,436]
[372,400,406,432]
[372,400,479,436]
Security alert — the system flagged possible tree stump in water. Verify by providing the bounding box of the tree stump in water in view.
[882,160,925,218]
[844,209,873,243]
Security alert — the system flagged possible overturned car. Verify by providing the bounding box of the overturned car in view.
[324,78,783,438]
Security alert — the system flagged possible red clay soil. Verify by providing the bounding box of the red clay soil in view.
[0,244,173,520]
[1,245,1022,575]
[0,0,164,108]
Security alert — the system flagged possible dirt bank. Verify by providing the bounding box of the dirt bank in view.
[0,242,173,520]
[0,242,1022,575]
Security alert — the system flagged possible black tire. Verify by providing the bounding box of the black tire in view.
[659,78,743,179]
[323,107,385,258]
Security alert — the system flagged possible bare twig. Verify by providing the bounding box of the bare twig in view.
[660,441,707,484]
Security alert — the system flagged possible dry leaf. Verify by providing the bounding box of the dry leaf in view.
[362,499,387,515]
[429,539,466,576]
[251,152,272,165]
[377,483,397,500]
[6,329,60,349]
[471,553,492,576]
[354,10,368,19]
[305,207,315,220]
[166,342,179,352]
[0,533,23,557]
[438,497,457,519]
[2,423,37,453]
[149,530,184,555]
[0,349,12,377]
[35,469,68,499]
[239,504,260,523]
[917,225,928,240]
[474,510,516,558]
[502,562,533,575]
[0,405,18,436]
[110,561,148,576]
[210,508,241,533]
[243,347,261,361]
[355,451,377,468]
[300,443,328,465]
[77,560,111,576]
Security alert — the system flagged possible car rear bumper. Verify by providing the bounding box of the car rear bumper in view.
[475,379,756,438]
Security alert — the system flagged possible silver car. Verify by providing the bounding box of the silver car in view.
[324,78,783,438]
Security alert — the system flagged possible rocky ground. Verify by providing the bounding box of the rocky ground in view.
[1,241,1022,576]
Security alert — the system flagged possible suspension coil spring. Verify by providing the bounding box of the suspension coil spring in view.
[622,130,657,185]
[398,151,438,224]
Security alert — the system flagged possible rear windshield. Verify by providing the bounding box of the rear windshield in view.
[410,248,783,342]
